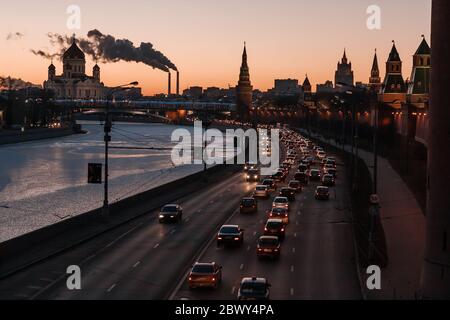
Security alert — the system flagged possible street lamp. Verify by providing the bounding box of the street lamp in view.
[102,81,139,218]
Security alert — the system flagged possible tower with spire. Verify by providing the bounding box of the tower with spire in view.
[369,49,382,92]
[380,41,407,108]
[236,42,253,120]
[335,49,354,88]
[302,74,311,93]
[407,35,431,106]
[381,41,406,96]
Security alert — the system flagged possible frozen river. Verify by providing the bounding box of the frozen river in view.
[0,121,211,242]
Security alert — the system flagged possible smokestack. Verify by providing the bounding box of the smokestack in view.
[168,72,172,96]
[176,71,180,96]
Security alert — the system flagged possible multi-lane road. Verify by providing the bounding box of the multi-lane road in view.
[0,136,361,300]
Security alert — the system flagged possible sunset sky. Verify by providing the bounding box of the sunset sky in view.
[0,0,431,95]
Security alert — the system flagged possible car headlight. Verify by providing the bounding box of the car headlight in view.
[159,215,164,218]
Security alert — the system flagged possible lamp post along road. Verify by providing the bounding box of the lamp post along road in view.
[102,82,139,218]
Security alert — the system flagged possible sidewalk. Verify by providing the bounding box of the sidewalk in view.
[302,130,425,300]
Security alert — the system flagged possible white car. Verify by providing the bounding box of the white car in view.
[272,197,289,211]
[317,151,327,160]
[254,185,269,198]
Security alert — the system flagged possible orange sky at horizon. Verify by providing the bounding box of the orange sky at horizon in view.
[0,0,431,95]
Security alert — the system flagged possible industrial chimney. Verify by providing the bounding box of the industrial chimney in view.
[176,71,180,96]
[168,72,172,96]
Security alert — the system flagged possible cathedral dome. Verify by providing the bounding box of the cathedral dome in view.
[63,41,85,60]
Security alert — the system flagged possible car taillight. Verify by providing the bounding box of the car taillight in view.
[212,278,216,282]
[281,228,285,232]
[234,237,240,241]
[218,237,222,240]
[264,228,268,231]
[189,277,192,281]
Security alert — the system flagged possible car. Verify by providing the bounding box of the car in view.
[264,219,286,240]
[298,164,308,173]
[317,151,327,160]
[268,207,289,224]
[272,197,289,211]
[256,236,281,260]
[262,178,276,192]
[322,174,335,186]
[309,169,321,181]
[279,187,296,201]
[246,169,260,182]
[300,159,311,169]
[315,186,330,200]
[294,172,309,186]
[253,185,269,198]
[240,197,258,214]
[159,204,183,223]
[324,159,337,168]
[238,277,271,300]
[244,163,257,172]
[325,167,338,178]
[271,170,286,182]
[288,180,302,193]
[217,225,244,247]
[188,262,222,289]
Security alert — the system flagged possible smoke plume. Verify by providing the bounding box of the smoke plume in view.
[6,32,24,40]
[32,30,177,72]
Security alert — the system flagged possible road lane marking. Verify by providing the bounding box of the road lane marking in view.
[231,286,236,295]
[290,288,294,296]
[133,261,141,268]
[51,271,63,275]
[296,221,299,226]
[240,264,244,270]
[297,211,301,216]
[197,209,202,213]
[105,222,143,248]
[294,232,297,238]
[184,218,190,223]
[300,203,304,207]
[27,286,43,290]
[292,248,296,253]
[304,196,307,200]
[247,245,251,251]
[170,229,177,235]
[153,243,160,249]
[107,284,116,292]
[253,231,257,237]
[291,266,295,272]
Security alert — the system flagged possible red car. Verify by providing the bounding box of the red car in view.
[188,262,222,289]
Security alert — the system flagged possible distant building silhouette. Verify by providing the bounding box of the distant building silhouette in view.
[236,43,253,120]
[335,49,354,88]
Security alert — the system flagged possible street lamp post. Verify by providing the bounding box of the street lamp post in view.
[102,81,139,218]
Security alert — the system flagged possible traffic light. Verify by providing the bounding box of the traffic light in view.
[88,163,102,184]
